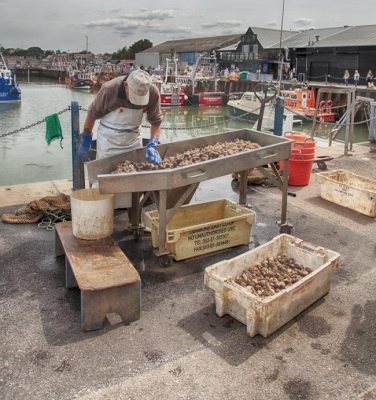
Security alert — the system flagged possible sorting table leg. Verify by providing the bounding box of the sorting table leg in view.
[280,158,291,233]
[157,190,169,256]
[239,170,249,205]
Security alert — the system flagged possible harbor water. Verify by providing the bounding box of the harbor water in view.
[0,80,370,186]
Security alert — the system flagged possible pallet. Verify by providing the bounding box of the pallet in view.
[55,222,140,331]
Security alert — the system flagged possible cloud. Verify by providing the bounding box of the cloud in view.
[109,8,121,14]
[265,20,278,28]
[135,9,176,20]
[84,8,176,32]
[144,24,191,34]
[202,20,242,29]
[293,18,314,27]
[84,18,125,28]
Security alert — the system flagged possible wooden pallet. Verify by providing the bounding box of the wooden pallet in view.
[55,222,140,331]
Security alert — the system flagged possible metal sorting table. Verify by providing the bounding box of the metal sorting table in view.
[87,129,292,259]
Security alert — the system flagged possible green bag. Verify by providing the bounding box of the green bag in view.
[45,113,63,147]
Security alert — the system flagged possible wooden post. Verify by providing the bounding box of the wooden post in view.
[344,92,351,156]
[273,96,284,136]
[71,101,85,190]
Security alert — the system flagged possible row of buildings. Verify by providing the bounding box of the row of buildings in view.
[136,24,376,83]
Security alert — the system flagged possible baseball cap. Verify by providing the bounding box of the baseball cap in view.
[127,70,151,106]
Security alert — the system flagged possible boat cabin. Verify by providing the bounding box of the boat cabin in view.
[281,88,315,111]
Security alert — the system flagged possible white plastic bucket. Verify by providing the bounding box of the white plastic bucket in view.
[70,188,114,240]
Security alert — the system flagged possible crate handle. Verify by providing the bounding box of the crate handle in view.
[293,239,325,256]
[167,231,180,243]
[186,170,206,179]
[261,153,277,159]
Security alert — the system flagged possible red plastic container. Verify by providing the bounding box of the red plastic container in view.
[288,158,313,186]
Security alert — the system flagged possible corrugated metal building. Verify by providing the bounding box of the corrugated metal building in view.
[137,25,376,82]
[270,24,376,82]
[137,34,241,69]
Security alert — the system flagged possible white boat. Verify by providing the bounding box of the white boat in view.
[227,91,301,132]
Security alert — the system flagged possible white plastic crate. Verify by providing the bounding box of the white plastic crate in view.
[204,234,340,337]
[317,169,376,217]
[144,199,256,261]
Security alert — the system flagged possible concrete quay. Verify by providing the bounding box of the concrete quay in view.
[0,140,375,400]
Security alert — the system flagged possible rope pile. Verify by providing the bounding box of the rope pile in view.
[1,193,71,228]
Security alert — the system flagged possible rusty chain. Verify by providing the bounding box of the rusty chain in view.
[0,107,70,138]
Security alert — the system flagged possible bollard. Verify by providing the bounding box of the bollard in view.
[71,101,85,190]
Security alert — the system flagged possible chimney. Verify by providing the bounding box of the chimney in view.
[315,35,320,42]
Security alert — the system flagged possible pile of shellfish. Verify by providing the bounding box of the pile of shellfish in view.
[230,255,312,298]
[111,139,260,174]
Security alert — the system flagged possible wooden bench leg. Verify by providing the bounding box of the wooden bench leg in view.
[65,258,78,289]
[80,282,141,332]
[55,230,65,257]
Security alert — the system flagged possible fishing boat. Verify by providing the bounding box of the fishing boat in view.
[281,88,336,122]
[187,54,226,106]
[158,58,187,107]
[160,83,187,107]
[0,53,21,103]
[65,70,95,90]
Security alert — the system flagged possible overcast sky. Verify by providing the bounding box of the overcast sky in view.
[1,0,375,53]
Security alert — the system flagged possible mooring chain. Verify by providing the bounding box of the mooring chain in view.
[0,107,71,138]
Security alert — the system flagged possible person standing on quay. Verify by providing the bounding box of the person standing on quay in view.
[343,70,350,87]
[353,70,360,87]
[78,69,162,163]
[366,70,374,88]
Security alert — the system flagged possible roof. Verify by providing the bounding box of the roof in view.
[311,25,376,47]
[141,34,241,54]
[251,27,297,48]
[218,41,240,52]
[269,27,348,48]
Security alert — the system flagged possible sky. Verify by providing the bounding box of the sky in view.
[1,0,376,53]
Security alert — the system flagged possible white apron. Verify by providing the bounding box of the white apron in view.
[95,106,144,208]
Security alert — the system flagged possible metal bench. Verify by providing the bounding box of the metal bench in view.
[55,222,140,331]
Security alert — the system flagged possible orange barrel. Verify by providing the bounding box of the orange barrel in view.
[284,132,316,151]
[287,158,314,186]
[290,149,315,160]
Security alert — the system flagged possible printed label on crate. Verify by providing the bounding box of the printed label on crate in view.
[186,221,237,253]
[333,184,354,198]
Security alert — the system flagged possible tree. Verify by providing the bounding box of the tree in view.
[127,39,152,59]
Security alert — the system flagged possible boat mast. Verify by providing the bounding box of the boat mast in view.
[277,0,286,95]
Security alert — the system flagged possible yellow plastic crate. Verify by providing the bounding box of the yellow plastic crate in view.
[317,169,376,217]
[144,199,256,261]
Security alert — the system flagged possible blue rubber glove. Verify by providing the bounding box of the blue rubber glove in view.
[78,133,92,160]
[145,137,161,165]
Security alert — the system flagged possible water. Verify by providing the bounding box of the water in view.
[0,80,370,186]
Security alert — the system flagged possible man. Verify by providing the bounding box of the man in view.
[78,69,162,164]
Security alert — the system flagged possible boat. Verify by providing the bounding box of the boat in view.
[0,53,21,103]
[281,87,336,122]
[227,92,272,122]
[227,91,301,132]
[158,58,187,107]
[160,83,187,107]
[198,91,226,106]
[177,54,226,106]
[65,70,95,90]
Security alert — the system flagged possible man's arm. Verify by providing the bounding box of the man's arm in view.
[82,113,97,135]
[150,123,161,140]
